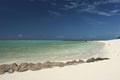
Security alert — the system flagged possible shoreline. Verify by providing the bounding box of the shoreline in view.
[0,40,104,65]
[0,39,120,80]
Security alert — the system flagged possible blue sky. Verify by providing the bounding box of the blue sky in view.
[0,0,120,40]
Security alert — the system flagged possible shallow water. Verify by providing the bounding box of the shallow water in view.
[0,40,104,63]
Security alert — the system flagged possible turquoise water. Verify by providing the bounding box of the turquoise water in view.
[0,40,104,63]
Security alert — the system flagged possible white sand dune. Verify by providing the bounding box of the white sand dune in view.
[0,39,120,80]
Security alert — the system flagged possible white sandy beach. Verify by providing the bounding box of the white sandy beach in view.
[0,39,120,80]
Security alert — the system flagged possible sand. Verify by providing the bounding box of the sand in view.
[0,39,120,80]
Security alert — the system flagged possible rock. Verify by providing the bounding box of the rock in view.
[71,60,84,64]
[66,60,83,65]
[96,57,104,61]
[0,64,10,74]
[42,61,54,68]
[28,63,42,71]
[96,57,109,61]
[28,63,35,70]
[86,57,110,63]
[0,59,85,74]
[71,60,79,64]
[65,60,78,65]
[66,62,73,65]
[17,63,28,72]
[86,58,96,63]
[78,59,84,63]
[103,58,109,60]
[51,62,63,67]
[0,63,18,74]
[51,62,65,67]
[57,62,65,67]
[8,63,18,73]
[65,60,84,66]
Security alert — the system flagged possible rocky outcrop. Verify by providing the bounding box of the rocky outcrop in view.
[8,63,18,73]
[28,63,42,71]
[51,62,65,67]
[0,64,10,74]
[0,63,19,74]
[78,59,85,63]
[86,57,109,63]
[17,63,29,72]
[66,60,84,65]
[42,61,54,68]
[0,57,109,75]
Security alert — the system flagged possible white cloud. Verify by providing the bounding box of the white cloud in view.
[95,11,113,16]
[78,0,120,16]
[79,4,113,16]
[93,0,120,5]
[28,0,120,16]
[111,9,120,13]
[107,0,120,3]
[80,8,116,16]
[63,2,80,10]
[60,0,120,16]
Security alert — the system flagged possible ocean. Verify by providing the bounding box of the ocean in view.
[0,40,104,64]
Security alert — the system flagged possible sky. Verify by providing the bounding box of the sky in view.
[0,0,120,40]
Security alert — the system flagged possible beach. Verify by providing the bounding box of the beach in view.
[0,39,120,80]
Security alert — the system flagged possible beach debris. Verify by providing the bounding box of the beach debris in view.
[86,57,109,63]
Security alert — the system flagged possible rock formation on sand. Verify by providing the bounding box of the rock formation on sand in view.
[8,63,18,73]
[0,57,109,75]
[17,63,29,72]
[86,57,109,63]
